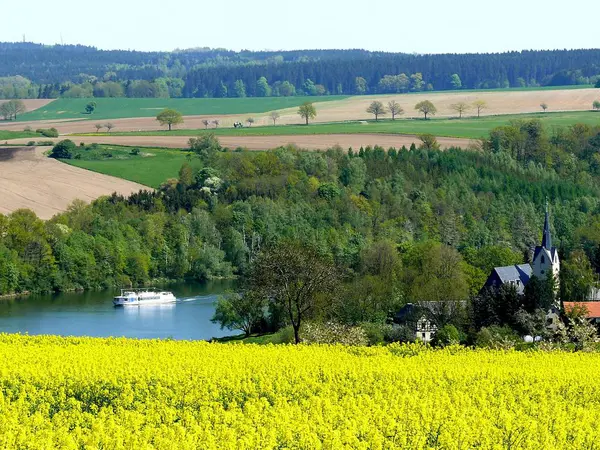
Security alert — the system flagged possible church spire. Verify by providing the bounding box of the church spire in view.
[542,201,552,250]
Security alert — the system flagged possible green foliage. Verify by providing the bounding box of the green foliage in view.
[366,101,386,121]
[450,74,462,89]
[84,101,96,114]
[298,102,317,125]
[560,250,597,302]
[156,108,184,131]
[475,325,521,349]
[49,139,77,159]
[188,134,221,159]
[36,128,59,138]
[433,324,465,346]
[415,100,437,119]
[211,292,266,336]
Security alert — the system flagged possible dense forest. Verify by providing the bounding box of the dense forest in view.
[1,43,599,99]
[2,120,600,336]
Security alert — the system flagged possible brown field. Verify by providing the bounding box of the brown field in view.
[0,147,148,219]
[0,88,597,133]
[6,134,473,151]
[0,99,55,114]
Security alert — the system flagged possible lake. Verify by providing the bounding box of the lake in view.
[0,281,235,340]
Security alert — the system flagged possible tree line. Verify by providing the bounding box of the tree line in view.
[1,43,600,99]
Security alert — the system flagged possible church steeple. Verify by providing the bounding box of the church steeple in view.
[541,202,552,250]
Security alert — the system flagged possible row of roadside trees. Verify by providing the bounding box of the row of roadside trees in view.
[366,99,489,121]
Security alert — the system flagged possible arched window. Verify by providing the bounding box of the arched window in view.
[541,255,545,264]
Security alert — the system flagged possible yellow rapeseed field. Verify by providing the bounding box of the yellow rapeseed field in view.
[1,334,600,449]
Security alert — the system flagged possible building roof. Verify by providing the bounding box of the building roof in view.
[532,246,558,263]
[564,302,600,319]
[542,207,552,250]
[493,264,532,285]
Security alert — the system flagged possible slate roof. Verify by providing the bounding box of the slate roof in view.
[494,264,532,285]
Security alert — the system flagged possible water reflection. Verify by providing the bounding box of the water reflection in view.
[0,281,235,340]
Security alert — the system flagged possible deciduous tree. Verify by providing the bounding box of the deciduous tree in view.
[450,74,462,89]
[540,103,548,112]
[298,102,317,125]
[473,100,487,118]
[156,108,183,131]
[104,122,114,132]
[247,241,339,344]
[387,100,404,120]
[270,111,280,125]
[366,101,386,121]
[593,100,600,110]
[414,100,436,119]
[211,292,266,336]
[451,102,470,118]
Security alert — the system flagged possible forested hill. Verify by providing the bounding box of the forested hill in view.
[1,42,599,99]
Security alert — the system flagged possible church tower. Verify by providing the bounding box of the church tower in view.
[532,204,560,281]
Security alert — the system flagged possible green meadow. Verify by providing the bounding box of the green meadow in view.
[101,111,600,140]
[17,96,348,122]
[63,145,196,188]
[0,130,40,141]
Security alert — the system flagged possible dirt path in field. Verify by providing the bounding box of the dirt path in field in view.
[0,147,148,219]
[6,134,474,151]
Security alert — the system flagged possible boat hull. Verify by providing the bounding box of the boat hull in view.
[113,293,177,306]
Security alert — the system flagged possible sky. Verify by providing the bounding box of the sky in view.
[2,0,599,54]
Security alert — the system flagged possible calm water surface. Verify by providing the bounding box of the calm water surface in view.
[0,282,234,340]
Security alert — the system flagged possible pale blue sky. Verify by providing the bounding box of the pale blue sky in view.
[3,0,599,53]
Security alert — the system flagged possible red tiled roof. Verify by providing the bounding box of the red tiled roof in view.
[564,302,600,318]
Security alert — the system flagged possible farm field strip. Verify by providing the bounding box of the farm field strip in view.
[0,146,148,219]
[3,335,600,449]
[16,96,349,122]
[76,111,600,140]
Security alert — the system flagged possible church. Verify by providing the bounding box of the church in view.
[482,207,600,301]
[482,207,560,294]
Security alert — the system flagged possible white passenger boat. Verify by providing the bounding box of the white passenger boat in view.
[113,288,177,306]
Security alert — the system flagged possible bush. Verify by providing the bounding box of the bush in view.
[26,141,35,146]
[49,139,76,159]
[360,322,392,345]
[301,321,369,346]
[130,148,140,155]
[36,140,55,146]
[475,325,521,349]
[37,128,59,138]
[23,126,32,132]
[433,324,465,347]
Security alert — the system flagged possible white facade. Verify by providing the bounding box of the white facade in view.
[532,247,560,281]
[416,316,437,343]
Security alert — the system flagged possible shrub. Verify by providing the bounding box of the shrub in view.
[475,325,521,349]
[38,128,59,138]
[26,141,35,146]
[130,148,140,155]
[23,126,32,132]
[36,140,55,146]
[49,139,76,159]
[433,324,465,347]
[301,321,369,346]
[360,322,392,345]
